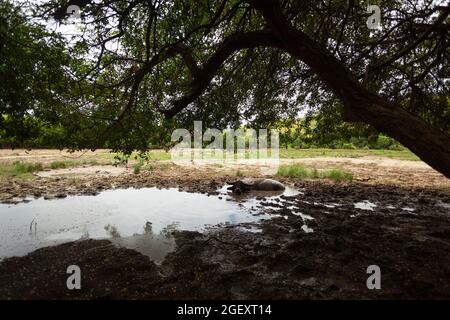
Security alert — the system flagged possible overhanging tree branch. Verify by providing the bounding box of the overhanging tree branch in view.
[164,30,283,118]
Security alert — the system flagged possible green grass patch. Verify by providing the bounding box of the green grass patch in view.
[0,162,43,178]
[49,159,99,169]
[279,148,419,161]
[0,158,102,179]
[111,148,419,162]
[276,164,353,182]
[133,164,141,174]
[13,162,43,174]
[49,161,71,169]
[321,169,354,182]
[133,158,146,174]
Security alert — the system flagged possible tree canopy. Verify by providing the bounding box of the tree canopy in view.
[1,0,449,176]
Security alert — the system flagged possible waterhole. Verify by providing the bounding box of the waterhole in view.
[0,186,299,263]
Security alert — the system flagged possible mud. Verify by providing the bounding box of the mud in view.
[0,178,449,299]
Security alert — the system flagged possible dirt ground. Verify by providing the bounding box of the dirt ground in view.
[0,149,449,299]
[0,149,112,164]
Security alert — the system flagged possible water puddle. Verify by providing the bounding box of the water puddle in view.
[0,186,297,262]
[354,200,377,211]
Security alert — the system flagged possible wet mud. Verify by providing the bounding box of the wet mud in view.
[1,176,449,299]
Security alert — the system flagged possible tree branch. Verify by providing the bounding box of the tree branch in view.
[164,30,283,118]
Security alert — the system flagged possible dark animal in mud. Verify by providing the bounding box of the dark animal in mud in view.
[227,179,285,195]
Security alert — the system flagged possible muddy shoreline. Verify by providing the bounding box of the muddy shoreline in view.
[1,171,450,299]
[2,160,450,204]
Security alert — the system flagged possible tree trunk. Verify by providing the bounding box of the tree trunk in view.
[252,0,450,179]
[343,93,450,179]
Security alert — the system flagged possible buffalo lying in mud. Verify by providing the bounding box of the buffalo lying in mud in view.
[227,179,285,195]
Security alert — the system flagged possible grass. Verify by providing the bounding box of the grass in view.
[133,165,141,174]
[279,148,419,161]
[119,148,419,162]
[133,158,147,174]
[0,162,43,178]
[322,169,354,182]
[276,164,353,182]
[49,159,99,169]
[126,151,171,161]
[133,162,142,174]
[0,159,101,179]
[13,162,43,174]
[49,160,72,169]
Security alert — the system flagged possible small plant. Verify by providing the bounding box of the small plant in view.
[133,158,145,174]
[133,163,141,174]
[235,169,244,177]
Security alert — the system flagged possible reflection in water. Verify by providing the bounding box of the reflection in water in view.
[221,184,299,202]
[354,200,377,211]
[143,221,153,235]
[29,218,37,236]
[108,221,178,264]
[104,224,121,238]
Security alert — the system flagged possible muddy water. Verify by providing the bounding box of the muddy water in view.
[0,186,298,262]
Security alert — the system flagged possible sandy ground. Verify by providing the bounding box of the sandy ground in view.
[0,149,112,163]
[0,149,449,299]
[35,165,127,178]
